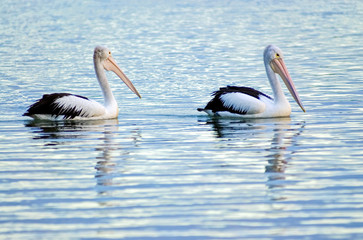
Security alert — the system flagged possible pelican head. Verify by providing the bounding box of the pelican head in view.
[94,46,141,98]
[264,45,305,112]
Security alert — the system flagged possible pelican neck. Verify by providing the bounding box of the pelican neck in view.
[94,59,117,108]
[265,60,287,103]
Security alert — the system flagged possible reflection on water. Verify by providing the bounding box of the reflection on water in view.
[24,119,143,200]
[25,119,116,143]
[203,117,306,201]
[264,119,306,201]
[94,124,142,199]
[204,117,265,139]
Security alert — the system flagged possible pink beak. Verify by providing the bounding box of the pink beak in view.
[271,58,305,112]
[103,56,141,98]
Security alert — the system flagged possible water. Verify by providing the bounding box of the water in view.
[1,0,363,239]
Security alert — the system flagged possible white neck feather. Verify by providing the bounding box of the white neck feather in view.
[265,61,287,103]
[94,59,117,110]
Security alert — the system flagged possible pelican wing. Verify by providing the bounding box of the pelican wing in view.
[201,86,272,115]
[24,93,106,119]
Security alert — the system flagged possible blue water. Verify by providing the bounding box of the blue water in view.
[1,0,363,239]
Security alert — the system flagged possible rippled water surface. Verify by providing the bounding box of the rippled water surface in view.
[1,0,363,239]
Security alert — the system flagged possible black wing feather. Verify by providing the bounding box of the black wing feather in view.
[23,93,90,119]
[198,85,272,114]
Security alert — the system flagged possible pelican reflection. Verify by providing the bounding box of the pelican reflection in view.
[24,119,142,202]
[199,117,305,201]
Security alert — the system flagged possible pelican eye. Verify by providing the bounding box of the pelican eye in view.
[109,51,111,55]
[275,53,280,58]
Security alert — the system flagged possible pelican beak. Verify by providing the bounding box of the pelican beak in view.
[103,56,141,98]
[270,58,305,112]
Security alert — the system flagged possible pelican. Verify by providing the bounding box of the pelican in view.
[198,45,305,118]
[23,46,141,120]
